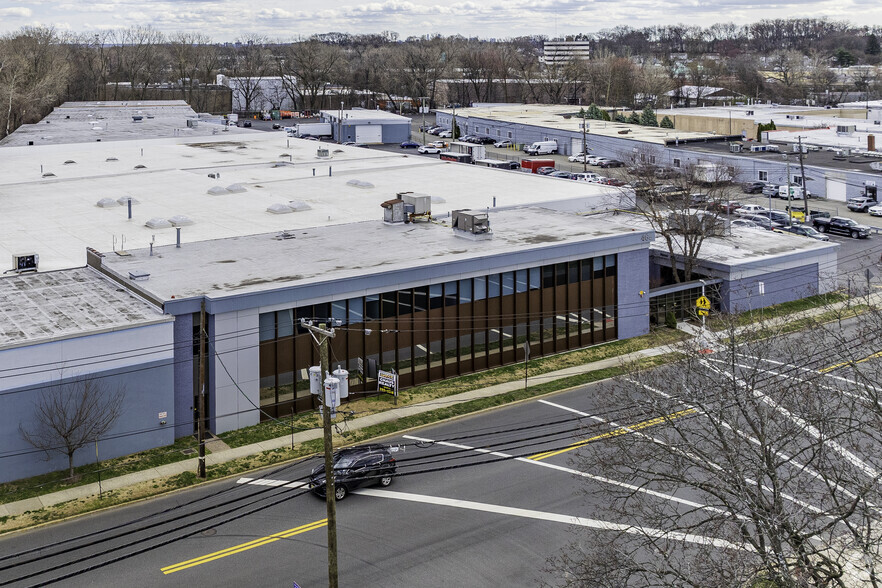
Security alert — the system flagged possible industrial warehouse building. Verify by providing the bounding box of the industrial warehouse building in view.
[0,101,839,482]
[319,109,411,144]
[438,103,882,202]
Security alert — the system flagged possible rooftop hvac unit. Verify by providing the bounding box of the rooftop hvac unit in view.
[381,199,406,223]
[397,191,432,221]
[836,124,856,136]
[452,210,492,240]
[186,119,199,128]
[12,253,38,273]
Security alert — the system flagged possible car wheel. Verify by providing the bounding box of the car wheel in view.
[379,474,393,487]
[817,225,826,233]
[334,485,347,501]
[852,230,859,239]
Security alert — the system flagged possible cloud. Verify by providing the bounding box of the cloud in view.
[0,7,33,18]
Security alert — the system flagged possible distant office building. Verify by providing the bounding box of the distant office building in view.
[541,41,591,65]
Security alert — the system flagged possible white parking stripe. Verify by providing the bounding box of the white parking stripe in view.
[700,359,880,480]
[354,488,748,552]
[402,434,737,518]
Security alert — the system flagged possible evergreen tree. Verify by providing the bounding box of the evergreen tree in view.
[640,105,659,127]
[627,112,641,124]
[587,104,605,120]
[867,34,881,56]
[660,116,675,129]
[615,114,627,123]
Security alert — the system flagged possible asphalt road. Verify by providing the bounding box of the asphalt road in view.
[3,315,881,587]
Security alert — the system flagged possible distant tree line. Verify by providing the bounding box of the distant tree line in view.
[2,19,882,139]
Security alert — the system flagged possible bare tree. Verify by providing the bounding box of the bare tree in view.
[279,39,345,113]
[618,154,734,283]
[549,313,882,587]
[223,35,272,113]
[20,374,125,480]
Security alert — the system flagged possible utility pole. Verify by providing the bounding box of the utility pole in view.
[420,96,428,145]
[197,300,207,479]
[581,117,588,173]
[785,154,792,227]
[797,136,809,220]
[301,321,338,588]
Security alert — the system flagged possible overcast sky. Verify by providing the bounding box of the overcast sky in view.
[0,0,878,41]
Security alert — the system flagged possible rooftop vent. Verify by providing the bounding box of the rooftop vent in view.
[381,199,406,223]
[346,179,374,189]
[97,198,119,208]
[168,215,194,227]
[63,160,76,165]
[117,196,139,205]
[397,192,432,222]
[452,210,492,240]
[42,172,56,178]
[145,217,172,229]
[207,186,229,195]
[226,183,247,193]
[12,253,38,273]
[128,270,150,281]
[316,147,330,158]
[288,200,312,211]
[267,203,294,214]
[134,164,147,169]
[132,116,143,122]
[106,157,118,162]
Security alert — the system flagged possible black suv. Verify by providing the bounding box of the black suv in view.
[309,444,397,500]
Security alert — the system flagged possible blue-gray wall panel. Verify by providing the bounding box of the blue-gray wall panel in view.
[617,248,651,338]
[722,264,819,313]
[0,360,175,483]
[174,313,194,439]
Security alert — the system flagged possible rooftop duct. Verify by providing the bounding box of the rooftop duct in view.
[452,210,492,240]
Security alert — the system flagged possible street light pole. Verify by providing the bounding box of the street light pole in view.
[581,118,588,173]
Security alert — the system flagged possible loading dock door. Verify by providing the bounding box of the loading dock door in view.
[355,125,383,144]
[825,178,847,202]
[571,138,585,156]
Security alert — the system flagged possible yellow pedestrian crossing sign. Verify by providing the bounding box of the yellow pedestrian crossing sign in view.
[696,296,711,310]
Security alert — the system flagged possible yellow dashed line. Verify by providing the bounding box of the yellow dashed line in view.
[529,409,696,461]
[819,351,882,374]
[161,519,327,574]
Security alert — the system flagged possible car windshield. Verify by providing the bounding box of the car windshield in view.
[334,455,359,469]
[802,227,820,235]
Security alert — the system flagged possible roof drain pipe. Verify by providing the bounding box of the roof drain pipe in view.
[176,227,181,248]
[128,198,132,219]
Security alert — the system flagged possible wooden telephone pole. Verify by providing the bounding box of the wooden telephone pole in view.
[197,300,207,479]
[301,320,338,588]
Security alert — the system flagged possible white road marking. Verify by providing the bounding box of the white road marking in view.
[699,359,880,480]
[402,434,738,519]
[236,477,307,489]
[354,488,748,552]
[725,355,867,402]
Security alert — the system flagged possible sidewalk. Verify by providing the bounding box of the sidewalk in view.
[0,346,673,519]
[1,293,870,519]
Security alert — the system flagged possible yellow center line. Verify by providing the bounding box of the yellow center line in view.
[819,350,882,374]
[529,409,696,461]
[161,519,327,575]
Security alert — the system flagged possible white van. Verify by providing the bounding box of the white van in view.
[524,140,558,155]
[778,185,808,199]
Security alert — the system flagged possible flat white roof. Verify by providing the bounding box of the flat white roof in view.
[98,207,648,301]
[0,267,169,348]
[320,109,410,122]
[0,101,250,147]
[438,104,716,145]
[0,131,624,273]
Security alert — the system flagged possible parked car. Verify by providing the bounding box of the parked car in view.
[599,159,625,168]
[242,120,252,128]
[813,216,871,238]
[742,181,766,194]
[536,166,557,175]
[740,214,783,230]
[495,160,520,170]
[762,184,779,197]
[847,196,877,213]
[736,204,769,215]
[427,126,443,135]
[400,140,421,149]
[429,140,448,149]
[654,185,689,199]
[730,218,760,229]
[654,168,680,179]
[494,139,514,148]
[272,123,281,129]
[548,171,575,179]
[572,172,602,182]
[460,134,477,143]
[309,444,397,500]
[869,204,882,217]
[475,136,496,144]
[417,145,441,154]
[778,224,830,241]
[600,178,626,186]
[787,206,828,222]
[568,153,589,163]
[587,156,609,166]
[766,210,799,226]
[438,130,452,138]
[713,201,743,214]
